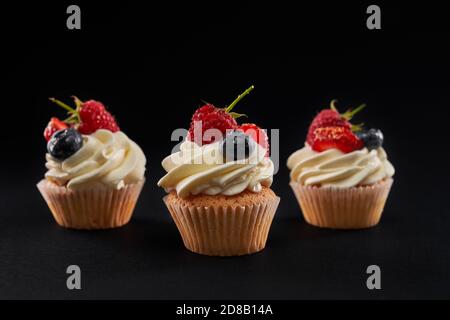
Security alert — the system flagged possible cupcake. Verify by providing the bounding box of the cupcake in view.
[37,97,146,229]
[158,86,279,256]
[287,100,394,229]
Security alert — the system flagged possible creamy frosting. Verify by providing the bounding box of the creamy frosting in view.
[287,144,394,187]
[45,129,146,190]
[158,140,274,198]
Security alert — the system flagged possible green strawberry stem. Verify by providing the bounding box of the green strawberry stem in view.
[343,103,366,120]
[330,99,339,112]
[330,99,366,121]
[71,96,83,110]
[63,113,79,124]
[71,96,82,122]
[49,97,81,123]
[351,123,364,132]
[228,112,247,119]
[49,98,76,113]
[225,85,255,113]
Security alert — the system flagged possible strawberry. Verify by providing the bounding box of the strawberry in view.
[311,126,364,153]
[306,100,365,145]
[239,123,269,156]
[48,97,120,136]
[44,117,69,141]
[188,86,253,146]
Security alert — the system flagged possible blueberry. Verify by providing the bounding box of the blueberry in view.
[356,128,383,150]
[47,128,83,160]
[221,130,256,162]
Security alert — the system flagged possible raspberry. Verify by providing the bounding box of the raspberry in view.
[78,100,120,134]
[188,104,238,145]
[187,86,254,146]
[47,97,120,137]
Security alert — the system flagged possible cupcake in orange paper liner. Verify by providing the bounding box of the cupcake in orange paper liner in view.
[158,86,279,256]
[287,100,395,229]
[37,97,146,229]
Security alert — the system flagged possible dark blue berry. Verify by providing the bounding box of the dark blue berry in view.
[47,128,83,160]
[221,130,256,162]
[356,128,383,150]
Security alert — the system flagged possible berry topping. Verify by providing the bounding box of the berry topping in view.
[188,86,253,146]
[44,117,68,142]
[47,128,83,160]
[48,97,120,136]
[356,128,384,150]
[77,99,120,134]
[306,100,365,145]
[188,104,238,145]
[221,130,256,162]
[239,123,269,156]
[311,126,364,153]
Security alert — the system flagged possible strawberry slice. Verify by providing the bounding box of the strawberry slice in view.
[239,123,269,156]
[311,126,364,153]
[44,117,68,141]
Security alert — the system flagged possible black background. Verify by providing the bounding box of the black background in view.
[1,1,449,299]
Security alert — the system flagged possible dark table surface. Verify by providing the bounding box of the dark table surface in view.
[1,174,449,300]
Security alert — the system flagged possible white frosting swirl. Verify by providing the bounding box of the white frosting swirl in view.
[45,129,146,190]
[158,140,273,198]
[287,144,394,187]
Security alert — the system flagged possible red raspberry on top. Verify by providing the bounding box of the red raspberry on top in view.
[306,100,365,145]
[77,99,120,134]
[47,97,120,138]
[188,104,238,145]
[311,126,364,153]
[188,86,254,146]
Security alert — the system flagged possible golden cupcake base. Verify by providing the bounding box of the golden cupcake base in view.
[163,188,280,256]
[37,179,144,230]
[290,178,393,229]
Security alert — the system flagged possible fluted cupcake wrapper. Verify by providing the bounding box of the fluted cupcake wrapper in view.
[163,196,280,256]
[37,179,144,230]
[290,178,393,229]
